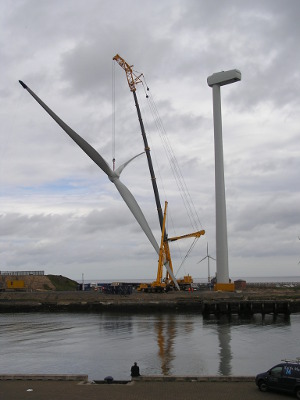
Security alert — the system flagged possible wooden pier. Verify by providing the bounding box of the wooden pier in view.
[201,300,294,316]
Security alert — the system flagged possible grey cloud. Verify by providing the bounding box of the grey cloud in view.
[1,0,299,280]
[230,194,300,233]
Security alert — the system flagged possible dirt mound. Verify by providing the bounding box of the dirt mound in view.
[0,274,78,292]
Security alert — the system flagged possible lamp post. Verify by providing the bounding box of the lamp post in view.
[207,70,241,291]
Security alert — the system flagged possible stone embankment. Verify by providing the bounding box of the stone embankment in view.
[0,286,299,314]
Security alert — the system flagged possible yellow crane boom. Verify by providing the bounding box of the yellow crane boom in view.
[168,230,206,242]
[162,202,205,289]
[113,54,143,92]
[140,201,205,292]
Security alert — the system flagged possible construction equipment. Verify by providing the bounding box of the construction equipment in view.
[5,280,25,291]
[139,202,205,292]
[113,54,165,232]
[113,54,179,290]
[113,55,205,291]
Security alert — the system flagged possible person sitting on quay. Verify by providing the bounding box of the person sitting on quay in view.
[131,362,140,378]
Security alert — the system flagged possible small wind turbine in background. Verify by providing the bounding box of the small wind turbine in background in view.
[198,243,216,285]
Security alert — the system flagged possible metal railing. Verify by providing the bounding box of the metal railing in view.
[0,271,44,276]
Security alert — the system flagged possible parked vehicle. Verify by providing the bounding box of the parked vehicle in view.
[256,359,300,399]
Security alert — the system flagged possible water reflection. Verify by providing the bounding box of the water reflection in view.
[0,312,296,380]
[203,313,291,376]
[155,315,176,375]
[201,315,232,375]
[217,316,232,375]
[98,314,133,336]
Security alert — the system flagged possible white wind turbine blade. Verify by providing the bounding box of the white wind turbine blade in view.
[19,80,160,255]
[19,81,112,176]
[113,177,178,288]
[114,179,178,288]
[113,179,159,253]
[114,152,144,177]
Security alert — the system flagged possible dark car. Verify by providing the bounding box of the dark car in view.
[256,359,300,399]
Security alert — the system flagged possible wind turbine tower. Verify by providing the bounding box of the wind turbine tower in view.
[207,69,241,291]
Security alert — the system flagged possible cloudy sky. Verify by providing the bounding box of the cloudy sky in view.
[1,0,300,283]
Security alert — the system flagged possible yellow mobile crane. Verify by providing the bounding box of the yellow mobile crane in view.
[113,54,165,234]
[139,202,205,292]
[113,54,205,291]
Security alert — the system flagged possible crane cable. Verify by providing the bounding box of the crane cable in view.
[138,91,186,270]
[112,60,203,275]
[112,60,116,171]
[111,56,201,232]
[141,79,203,233]
[139,77,203,275]
[176,237,200,277]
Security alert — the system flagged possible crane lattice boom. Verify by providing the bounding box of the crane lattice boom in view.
[113,54,143,92]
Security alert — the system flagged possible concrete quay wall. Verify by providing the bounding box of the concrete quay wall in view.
[0,374,254,383]
[134,375,255,382]
[0,374,88,382]
[0,290,299,314]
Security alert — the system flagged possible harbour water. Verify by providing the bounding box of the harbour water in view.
[0,311,299,381]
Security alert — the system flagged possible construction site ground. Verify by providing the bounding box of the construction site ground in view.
[0,378,287,400]
[0,285,299,313]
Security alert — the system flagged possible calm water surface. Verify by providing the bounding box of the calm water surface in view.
[0,312,299,380]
